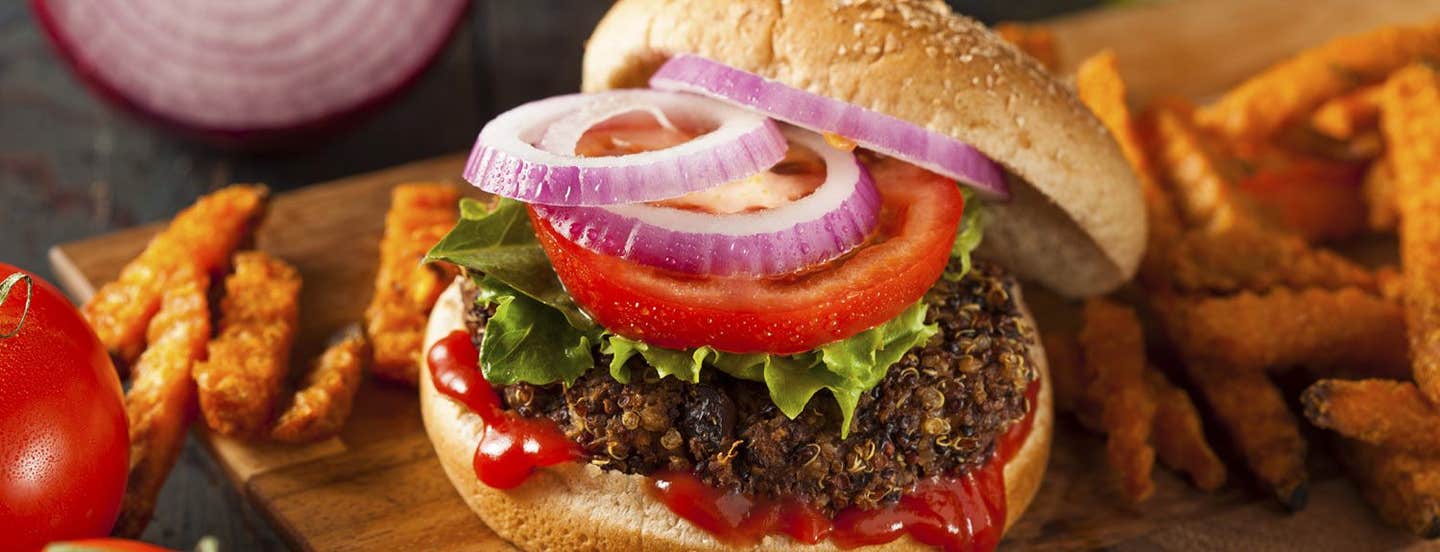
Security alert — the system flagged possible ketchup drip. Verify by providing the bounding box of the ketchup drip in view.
[651,380,1041,552]
[427,331,582,489]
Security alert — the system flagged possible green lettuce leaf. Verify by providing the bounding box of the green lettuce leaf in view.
[602,302,936,437]
[425,198,595,330]
[473,277,597,386]
[945,188,987,281]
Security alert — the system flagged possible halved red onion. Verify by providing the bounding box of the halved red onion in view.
[31,0,466,147]
[650,54,1010,199]
[532,129,880,276]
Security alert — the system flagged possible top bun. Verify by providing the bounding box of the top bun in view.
[582,0,1145,297]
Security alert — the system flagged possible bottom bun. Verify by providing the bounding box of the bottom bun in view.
[421,278,1053,551]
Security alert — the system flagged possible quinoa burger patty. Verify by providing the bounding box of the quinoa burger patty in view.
[459,261,1036,515]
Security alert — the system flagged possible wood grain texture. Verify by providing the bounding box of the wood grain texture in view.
[39,0,1440,550]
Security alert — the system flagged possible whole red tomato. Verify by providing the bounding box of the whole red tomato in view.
[0,263,128,550]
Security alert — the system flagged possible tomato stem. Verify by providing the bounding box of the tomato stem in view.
[0,272,33,339]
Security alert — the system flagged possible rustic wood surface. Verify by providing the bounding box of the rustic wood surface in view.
[16,0,1440,550]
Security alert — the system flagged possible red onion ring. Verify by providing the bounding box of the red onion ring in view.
[532,128,880,276]
[650,54,1010,199]
[464,90,788,206]
[31,0,466,146]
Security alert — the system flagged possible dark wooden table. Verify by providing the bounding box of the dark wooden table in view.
[0,1,1092,549]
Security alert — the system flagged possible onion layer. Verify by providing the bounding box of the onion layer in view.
[464,90,788,206]
[32,0,466,146]
[650,54,1010,199]
[533,128,880,276]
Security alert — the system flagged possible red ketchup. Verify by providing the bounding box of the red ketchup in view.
[651,380,1041,552]
[427,330,582,489]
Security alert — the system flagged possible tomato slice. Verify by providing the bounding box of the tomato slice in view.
[531,157,964,354]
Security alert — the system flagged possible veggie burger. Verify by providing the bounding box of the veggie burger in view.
[421,0,1144,550]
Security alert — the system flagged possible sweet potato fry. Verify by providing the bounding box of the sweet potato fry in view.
[1342,440,1440,538]
[1235,158,1366,243]
[1147,102,1254,234]
[1363,159,1399,232]
[1166,224,1376,294]
[1160,287,1408,377]
[271,326,370,443]
[83,185,267,365]
[365,184,460,385]
[1077,50,1182,287]
[1184,361,1309,510]
[1198,20,1440,139]
[1311,84,1383,140]
[1382,64,1440,405]
[192,252,300,438]
[1041,331,1099,430]
[1080,299,1156,502]
[1304,379,1440,455]
[995,22,1059,72]
[1146,370,1227,492]
[114,267,210,537]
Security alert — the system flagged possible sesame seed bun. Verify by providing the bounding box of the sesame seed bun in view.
[421,278,1053,551]
[582,0,1145,298]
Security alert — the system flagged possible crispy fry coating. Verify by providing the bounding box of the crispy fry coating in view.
[193,252,301,439]
[365,184,460,385]
[271,326,370,443]
[1382,64,1440,405]
[1304,379,1440,455]
[1343,440,1440,538]
[1310,84,1383,140]
[1146,370,1227,492]
[1077,50,1182,287]
[1184,361,1308,510]
[1235,158,1366,243]
[114,267,210,537]
[1160,287,1408,376]
[1198,20,1440,139]
[994,22,1059,71]
[83,185,267,365]
[1166,224,1376,294]
[1364,159,1399,232]
[1080,299,1156,502]
[1147,102,1254,234]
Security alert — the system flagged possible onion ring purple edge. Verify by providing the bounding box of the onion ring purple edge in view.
[649,54,1009,200]
[463,90,789,206]
[532,129,882,277]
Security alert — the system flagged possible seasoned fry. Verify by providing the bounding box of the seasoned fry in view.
[1304,379,1440,455]
[995,22,1059,71]
[1382,64,1440,405]
[1184,361,1308,510]
[366,183,461,385]
[1310,84,1383,140]
[1235,158,1366,243]
[1363,159,1399,232]
[193,252,301,438]
[83,185,267,365]
[1077,50,1182,287]
[114,267,210,537]
[1146,370,1227,492]
[1041,331,1099,430]
[1160,287,1408,376]
[1166,224,1376,294]
[1343,440,1440,538]
[1147,102,1254,234]
[271,326,370,443]
[1080,299,1156,502]
[1198,20,1440,139]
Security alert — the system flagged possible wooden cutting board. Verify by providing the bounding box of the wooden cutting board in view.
[47,0,1440,550]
